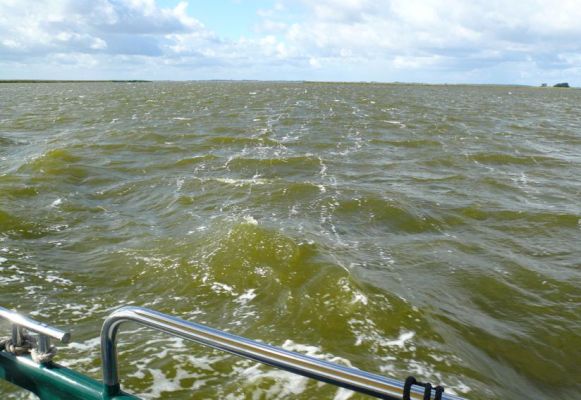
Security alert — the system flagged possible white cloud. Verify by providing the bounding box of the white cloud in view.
[0,0,307,79]
[309,57,322,69]
[0,0,208,57]
[250,0,581,83]
[0,0,580,83]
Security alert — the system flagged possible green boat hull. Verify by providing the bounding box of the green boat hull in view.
[0,352,138,400]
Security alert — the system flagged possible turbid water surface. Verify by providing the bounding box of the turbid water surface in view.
[0,82,580,399]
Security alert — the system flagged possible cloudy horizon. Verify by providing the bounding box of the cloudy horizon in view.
[1,0,580,85]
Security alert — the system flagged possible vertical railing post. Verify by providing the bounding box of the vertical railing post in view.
[11,325,25,347]
[37,334,51,355]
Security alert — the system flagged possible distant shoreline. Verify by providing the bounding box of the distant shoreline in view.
[0,79,577,88]
[0,80,151,83]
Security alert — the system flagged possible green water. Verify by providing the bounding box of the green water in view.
[0,82,580,399]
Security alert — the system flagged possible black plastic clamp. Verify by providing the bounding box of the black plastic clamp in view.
[402,376,445,400]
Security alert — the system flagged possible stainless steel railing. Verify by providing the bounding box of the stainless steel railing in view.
[0,306,70,358]
[101,306,463,400]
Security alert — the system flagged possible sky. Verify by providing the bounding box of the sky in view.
[0,0,580,84]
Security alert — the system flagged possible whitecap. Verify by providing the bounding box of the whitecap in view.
[242,215,258,225]
[234,289,257,305]
[385,331,415,348]
[211,282,235,294]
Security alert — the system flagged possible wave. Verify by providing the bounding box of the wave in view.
[469,152,565,167]
[16,148,89,183]
[0,136,26,146]
[225,156,322,175]
[369,138,442,148]
[0,209,49,239]
[174,154,219,167]
[207,136,279,146]
[456,206,580,227]
[210,126,247,135]
[329,196,440,234]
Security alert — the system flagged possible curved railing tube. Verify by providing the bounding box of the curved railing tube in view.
[101,306,463,400]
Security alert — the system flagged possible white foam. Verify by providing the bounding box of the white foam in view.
[338,277,369,305]
[318,157,328,176]
[211,282,235,294]
[67,337,101,352]
[384,120,407,128]
[234,289,257,305]
[0,257,6,264]
[28,309,50,318]
[228,340,355,399]
[62,302,102,320]
[351,292,368,305]
[176,177,184,190]
[385,331,415,348]
[242,215,258,225]
[379,361,396,374]
[254,266,270,277]
[143,368,184,398]
[129,351,224,398]
[214,177,269,187]
[59,356,96,369]
[334,388,355,400]
[45,274,73,285]
[407,359,472,395]
[51,198,62,207]
[0,275,22,283]
[235,362,308,398]
[281,340,353,367]
[449,381,472,394]
[24,285,42,295]
[216,178,238,185]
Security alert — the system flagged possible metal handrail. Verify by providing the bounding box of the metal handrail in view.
[0,306,70,360]
[101,306,463,399]
[0,306,70,343]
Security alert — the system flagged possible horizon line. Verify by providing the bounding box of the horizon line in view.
[0,79,576,88]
